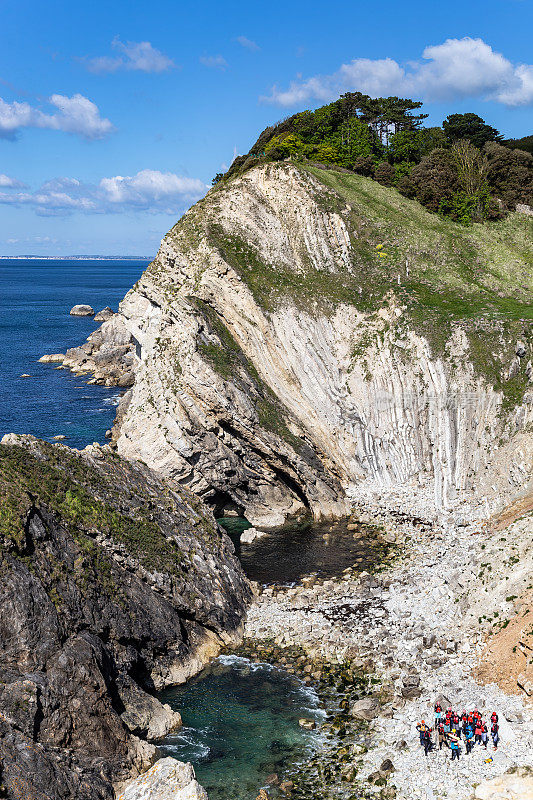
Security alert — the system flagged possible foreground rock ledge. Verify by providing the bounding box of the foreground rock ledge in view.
[117,758,208,800]
[0,434,250,800]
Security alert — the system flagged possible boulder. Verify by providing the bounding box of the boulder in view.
[94,307,115,322]
[473,773,533,800]
[240,527,266,544]
[298,717,316,730]
[350,697,380,720]
[516,340,527,358]
[70,304,95,316]
[379,759,395,776]
[434,693,452,708]
[119,678,182,740]
[117,758,208,800]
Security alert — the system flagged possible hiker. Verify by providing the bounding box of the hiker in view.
[434,702,442,727]
[491,711,498,725]
[481,724,489,749]
[465,725,475,754]
[437,723,446,750]
[449,734,460,761]
[421,726,433,756]
[443,715,451,736]
[416,721,431,750]
[474,719,484,744]
[491,722,499,750]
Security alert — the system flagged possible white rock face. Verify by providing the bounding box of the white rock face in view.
[65,163,533,526]
[117,758,208,800]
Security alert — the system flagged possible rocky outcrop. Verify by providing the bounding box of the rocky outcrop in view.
[0,434,250,799]
[63,162,533,527]
[117,758,208,800]
[62,314,136,387]
[70,304,94,316]
[95,306,115,322]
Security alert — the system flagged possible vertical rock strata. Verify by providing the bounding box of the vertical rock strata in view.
[0,434,250,799]
[64,162,533,526]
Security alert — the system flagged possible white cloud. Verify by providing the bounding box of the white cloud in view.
[0,169,208,216]
[235,36,260,52]
[262,37,533,108]
[0,173,27,188]
[0,93,114,140]
[86,37,175,74]
[99,169,207,210]
[200,55,228,70]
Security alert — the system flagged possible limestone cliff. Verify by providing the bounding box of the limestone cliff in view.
[0,434,250,799]
[63,162,533,526]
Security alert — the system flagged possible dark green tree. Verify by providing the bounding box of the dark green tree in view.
[443,113,502,149]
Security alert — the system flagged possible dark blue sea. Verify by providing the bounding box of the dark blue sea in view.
[0,258,148,449]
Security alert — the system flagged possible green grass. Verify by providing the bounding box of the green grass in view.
[0,443,187,576]
[204,163,533,407]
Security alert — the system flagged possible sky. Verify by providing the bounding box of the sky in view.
[1,0,532,256]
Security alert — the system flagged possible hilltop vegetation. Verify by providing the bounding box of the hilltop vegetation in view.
[217,93,533,225]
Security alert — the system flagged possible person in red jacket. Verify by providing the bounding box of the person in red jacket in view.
[491,711,498,725]
[474,719,484,744]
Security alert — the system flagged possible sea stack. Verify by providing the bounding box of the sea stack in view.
[70,304,95,316]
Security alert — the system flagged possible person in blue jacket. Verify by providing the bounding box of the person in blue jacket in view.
[449,734,460,761]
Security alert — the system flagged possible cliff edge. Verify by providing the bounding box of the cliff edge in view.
[62,162,533,527]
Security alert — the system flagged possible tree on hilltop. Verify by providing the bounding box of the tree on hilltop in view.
[443,113,503,149]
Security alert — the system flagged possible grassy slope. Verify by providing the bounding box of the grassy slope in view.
[151,162,532,411]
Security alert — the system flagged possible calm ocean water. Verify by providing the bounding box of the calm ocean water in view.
[0,259,147,449]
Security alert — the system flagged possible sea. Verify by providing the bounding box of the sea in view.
[0,258,148,449]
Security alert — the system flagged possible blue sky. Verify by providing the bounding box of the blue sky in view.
[1,0,532,256]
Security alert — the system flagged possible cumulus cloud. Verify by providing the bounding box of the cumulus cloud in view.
[86,37,175,74]
[0,169,208,216]
[0,93,114,140]
[0,173,27,188]
[200,55,228,70]
[99,169,207,210]
[235,36,260,51]
[262,37,533,108]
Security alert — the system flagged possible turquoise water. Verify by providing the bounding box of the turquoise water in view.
[158,656,325,800]
[0,259,147,448]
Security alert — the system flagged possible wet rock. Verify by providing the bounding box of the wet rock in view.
[70,304,94,316]
[280,780,294,794]
[298,717,317,730]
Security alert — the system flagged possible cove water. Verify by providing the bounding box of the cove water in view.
[158,655,325,800]
[0,258,146,448]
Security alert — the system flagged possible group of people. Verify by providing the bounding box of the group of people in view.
[416,703,500,761]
